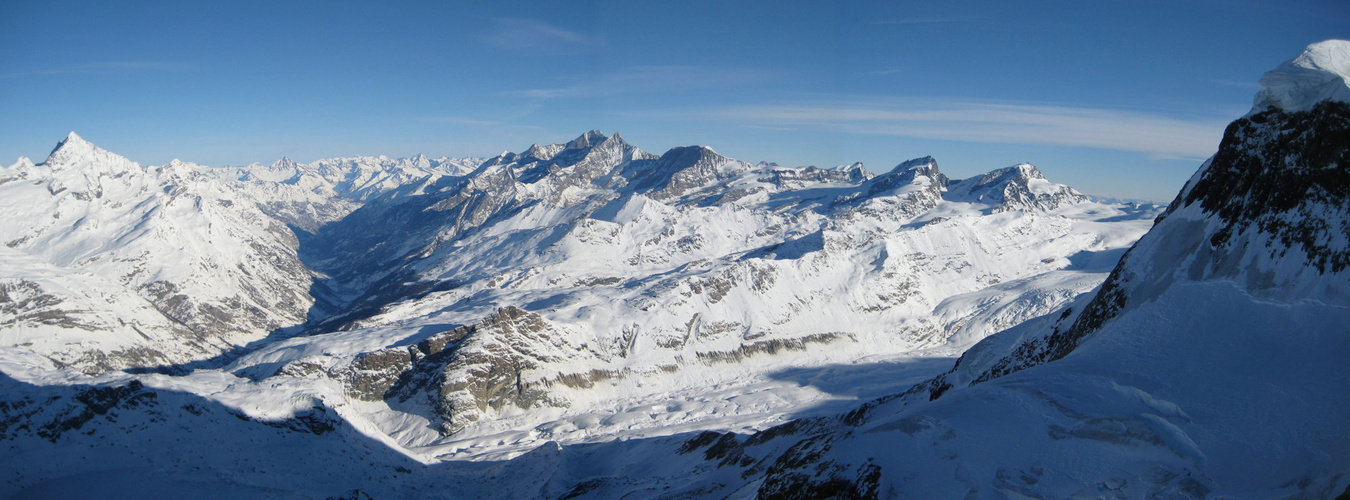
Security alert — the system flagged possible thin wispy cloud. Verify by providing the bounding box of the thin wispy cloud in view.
[1201,78,1261,89]
[506,65,772,99]
[0,61,185,80]
[417,116,501,126]
[874,17,976,25]
[481,18,603,51]
[647,99,1229,160]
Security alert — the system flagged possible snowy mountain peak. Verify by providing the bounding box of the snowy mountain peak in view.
[45,131,100,164]
[566,130,608,150]
[59,131,87,147]
[867,156,945,190]
[521,144,556,161]
[989,162,1044,181]
[40,132,144,180]
[889,155,943,178]
[409,153,429,168]
[859,156,947,202]
[1252,39,1350,114]
[945,162,1087,212]
[896,155,936,169]
[915,42,1350,402]
[616,144,749,200]
[6,156,35,170]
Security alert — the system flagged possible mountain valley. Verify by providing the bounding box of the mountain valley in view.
[1,39,1347,499]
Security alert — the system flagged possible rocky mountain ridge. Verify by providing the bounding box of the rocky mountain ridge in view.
[0,126,1158,448]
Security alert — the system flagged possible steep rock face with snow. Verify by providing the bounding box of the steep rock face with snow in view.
[331,306,602,435]
[924,62,1350,394]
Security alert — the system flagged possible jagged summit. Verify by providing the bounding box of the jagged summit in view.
[862,156,947,197]
[945,162,1087,212]
[1252,39,1350,114]
[521,143,560,161]
[895,155,936,171]
[891,155,945,181]
[565,130,609,150]
[272,156,299,170]
[37,132,146,180]
[45,131,100,164]
[57,131,87,149]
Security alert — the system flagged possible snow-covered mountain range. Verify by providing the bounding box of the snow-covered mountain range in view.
[1,39,1346,499]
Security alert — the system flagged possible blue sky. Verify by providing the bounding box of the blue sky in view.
[2,1,1346,200]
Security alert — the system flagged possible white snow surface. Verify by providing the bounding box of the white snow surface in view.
[1252,39,1350,113]
[0,130,1162,475]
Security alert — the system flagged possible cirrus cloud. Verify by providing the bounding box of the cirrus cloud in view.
[667,98,1231,160]
[480,18,604,52]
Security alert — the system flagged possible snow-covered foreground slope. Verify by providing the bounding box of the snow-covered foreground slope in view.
[6,39,1345,500]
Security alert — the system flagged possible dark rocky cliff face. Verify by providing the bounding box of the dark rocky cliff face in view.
[1186,100,1350,274]
[325,306,585,435]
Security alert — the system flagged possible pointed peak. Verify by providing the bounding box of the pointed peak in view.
[44,131,115,167]
[1003,163,1043,178]
[523,144,547,157]
[47,131,97,159]
[40,131,144,176]
[520,143,566,162]
[7,156,35,170]
[272,156,300,170]
[565,130,608,150]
